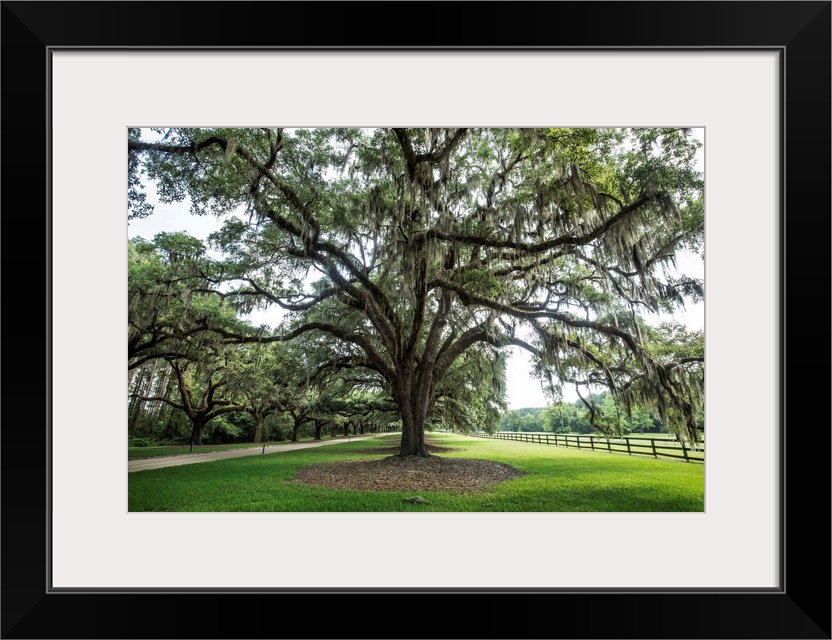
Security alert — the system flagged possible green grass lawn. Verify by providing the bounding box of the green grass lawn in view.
[128,433,704,512]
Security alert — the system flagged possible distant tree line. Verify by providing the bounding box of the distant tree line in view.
[128,354,406,446]
[499,392,704,437]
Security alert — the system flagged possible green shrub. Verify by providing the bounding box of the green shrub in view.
[202,417,244,444]
[128,436,153,448]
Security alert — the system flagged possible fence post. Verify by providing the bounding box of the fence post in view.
[626,439,631,455]
[681,439,689,462]
[577,437,581,450]
[607,438,612,453]
[590,436,595,451]
[651,439,657,458]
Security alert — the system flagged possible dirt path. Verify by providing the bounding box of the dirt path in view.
[128,435,385,472]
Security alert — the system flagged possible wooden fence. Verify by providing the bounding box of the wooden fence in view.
[468,431,704,463]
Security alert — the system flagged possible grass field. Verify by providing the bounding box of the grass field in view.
[128,432,704,512]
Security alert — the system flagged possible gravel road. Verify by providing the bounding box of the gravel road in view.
[128,435,382,472]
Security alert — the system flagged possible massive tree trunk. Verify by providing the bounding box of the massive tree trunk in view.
[313,421,323,441]
[291,417,302,442]
[252,413,264,443]
[394,377,430,457]
[189,417,208,446]
[399,411,427,457]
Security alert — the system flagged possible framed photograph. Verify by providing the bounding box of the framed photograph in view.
[3,2,829,638]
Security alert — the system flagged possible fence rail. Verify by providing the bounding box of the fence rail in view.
[468,431,704,463]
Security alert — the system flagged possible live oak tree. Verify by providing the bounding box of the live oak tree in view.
[129,233,271,443]
[127,236,383,445]
[129,127,704,455]
[631,321,704,441]
[128,232,248,370]
[130,353,246,446]
[223,338,349,443]
[223,343,284,443]
[260,341,322,443]
[128,233,200,369]
[311,374,398,436]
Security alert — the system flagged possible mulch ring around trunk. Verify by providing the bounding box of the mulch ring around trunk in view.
[346,444,464,455]
[293,455,526,492]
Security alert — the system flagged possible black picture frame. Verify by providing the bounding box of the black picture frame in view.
[2,2,829,638]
